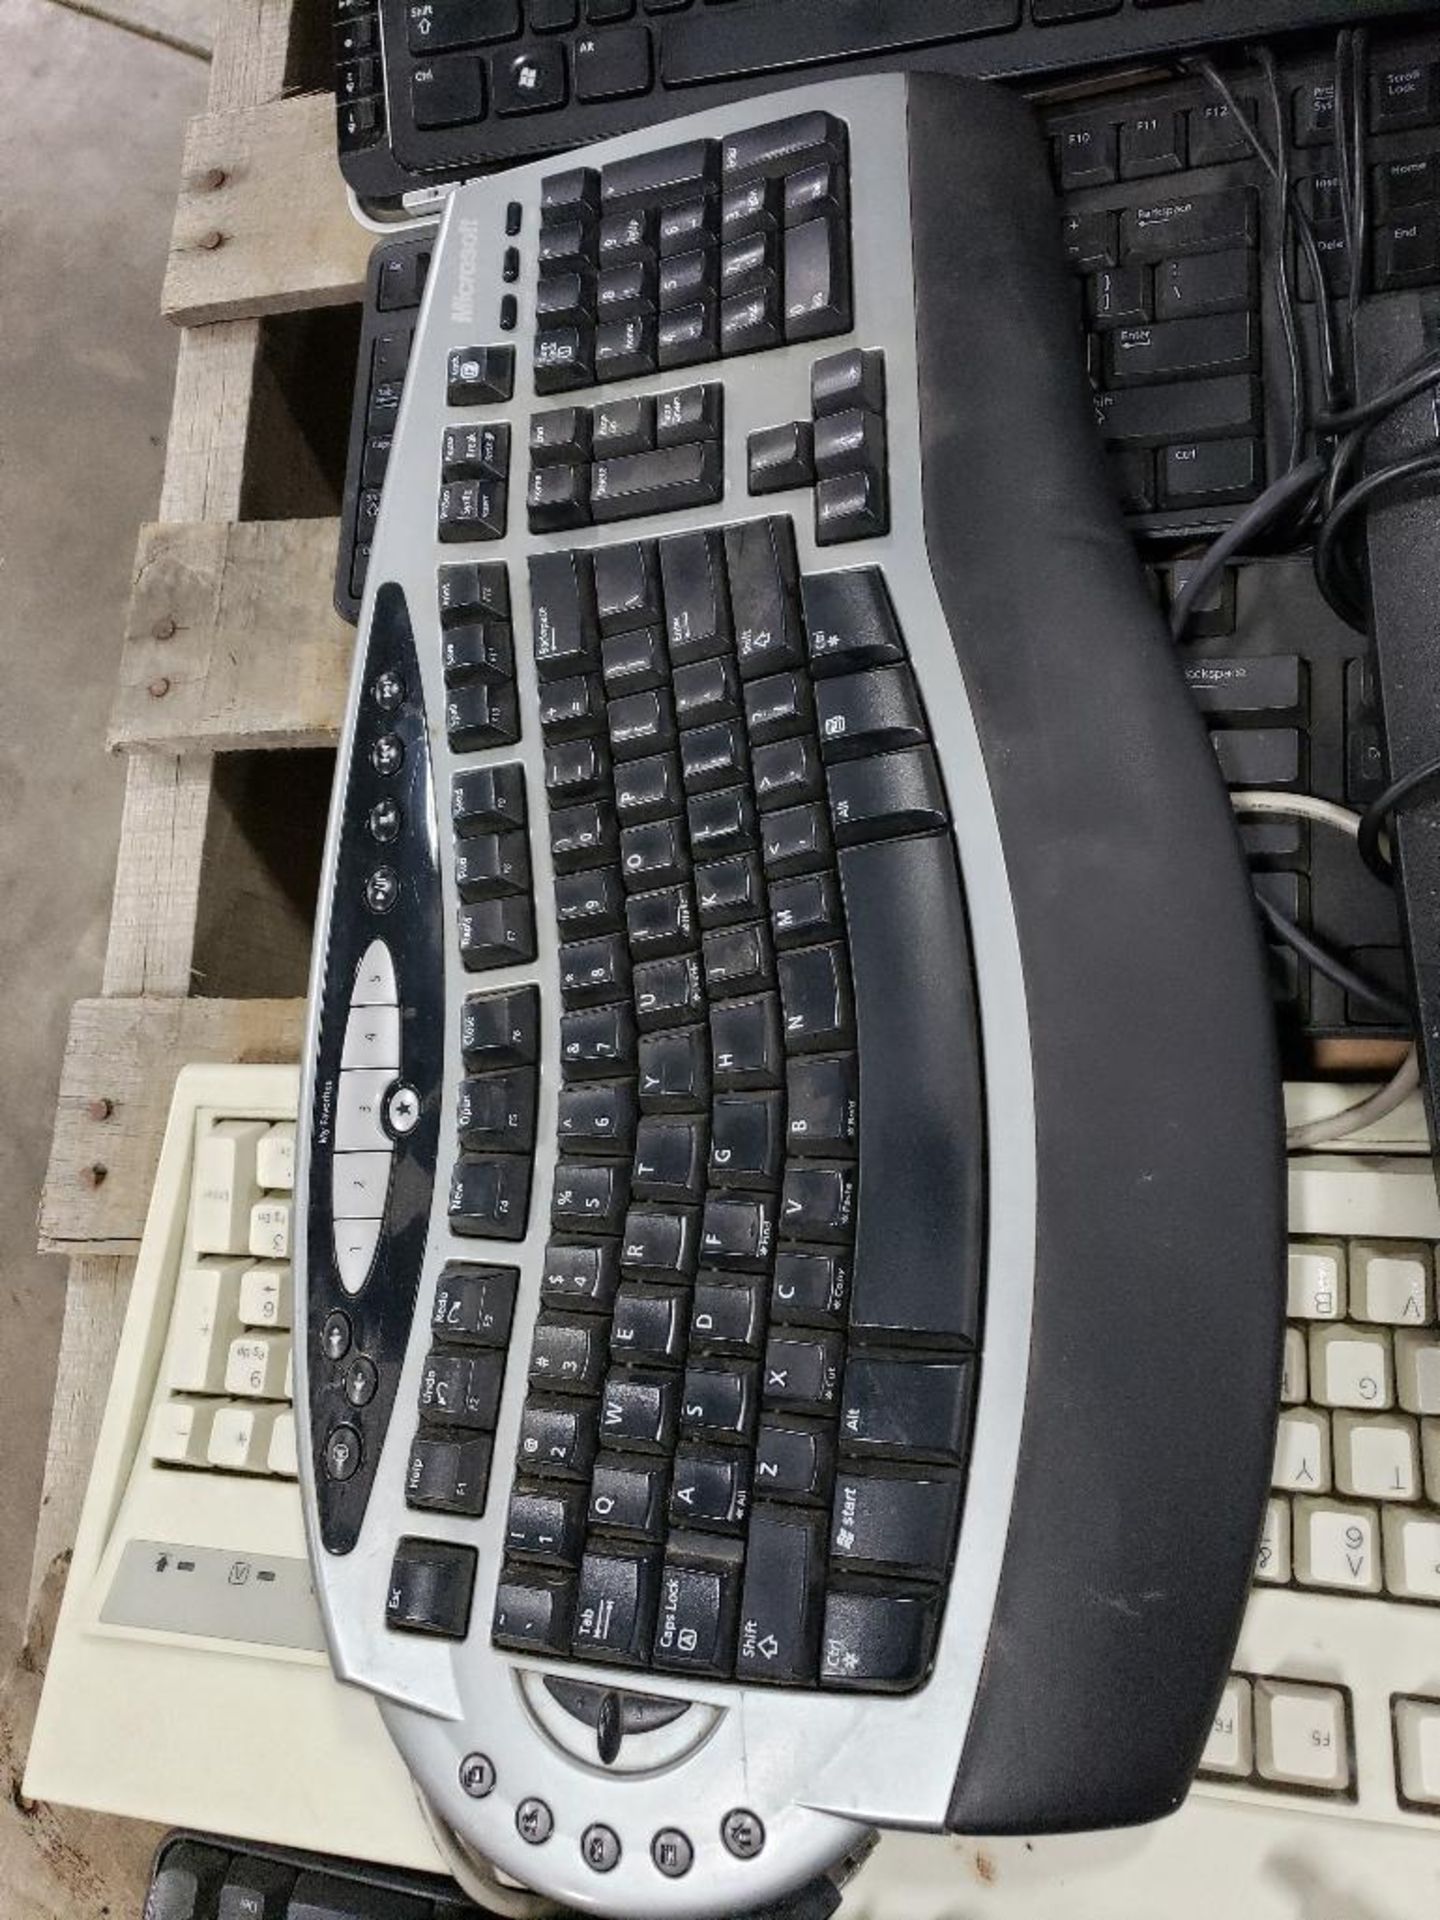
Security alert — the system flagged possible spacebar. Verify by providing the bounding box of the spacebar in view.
[663,0,1022,86]
[839,830,985,1350]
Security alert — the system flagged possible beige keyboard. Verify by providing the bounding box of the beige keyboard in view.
[149,1114,300,1480]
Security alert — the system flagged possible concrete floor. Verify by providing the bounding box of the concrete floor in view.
[0,0,209,1909]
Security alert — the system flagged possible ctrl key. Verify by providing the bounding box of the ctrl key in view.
[819,1585,939,1692]
[385,1536,478,1638]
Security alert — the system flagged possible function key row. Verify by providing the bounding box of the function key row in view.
[531,113,852,392]
[528,382,722,532]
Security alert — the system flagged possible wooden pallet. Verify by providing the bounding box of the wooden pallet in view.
[28,0,367,1630]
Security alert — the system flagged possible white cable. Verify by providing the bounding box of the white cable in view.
[411,1783,559,1919]
[1229,791,1415,1148]
[1286,1047,1421,1150]
[1229,788,1362,838]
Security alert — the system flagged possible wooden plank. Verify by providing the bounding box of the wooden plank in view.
[164,94,369,326]
[25,1260,134,1625]
[113,519,352,752]
[208,0,295,110]
[39,997,304,1256]
[102,754,216,996]
[160,319,263,521]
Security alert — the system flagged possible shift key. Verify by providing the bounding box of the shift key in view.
[1096,374,1258,448]
[1105,313,1256,386]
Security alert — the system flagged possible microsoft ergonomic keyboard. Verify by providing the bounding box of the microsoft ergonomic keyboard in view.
[297,76,1285,1915]
[336,23,1440,1060]
[333,0,1434,213]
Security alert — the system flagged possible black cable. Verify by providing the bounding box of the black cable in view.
[1348,28,1368,335]
[1169,455,1327,639]
[1316,352,1440,433]
[1258,48,1305,471]
[1333,32,1356,295]
[1190,57,1345,408]
[1313,450,1440,631]
[1256,895,1411,1023]
[1356,757,1440,880]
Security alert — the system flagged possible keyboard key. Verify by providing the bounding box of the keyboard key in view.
[1395,1697,1440,1806]
[1288,1240,1347,1319]
[1105,313,1256,387]
[517,1400,598,1477]
[600,1367,679,1448]
[830,1473,962,1580]
[1255,1497,1290,1584]
[1095,374,1259,448]
[653,1538,744,1674]
[709,1092,784,1189]
[1397,1331,1440,1414]
[1333,1413,1419,1501]
[593,441,723,521]
[1281,1324,1307,1403]
[1254,1678,1350,1792]
[828,748,948,843]
[1383,1508,1440,1600]
[734,1505,826,1683]
[1308,1324,1393,1409]
[754,1416,835,1501]
[1199,1675,1253,1777]
[406,1433,492,1515]
[386,1538,477,1638]
[726,517,804,680]
[1210,727,1301,789]
[670,1447,750,1531]
[506,1481,588,1563]
[841,832,982,1348]
[1293,1497,1381,1594]
[818,1586,939,1692]
[575,23,652,99]
[493,43,568,113]
[1121,187,1257,259]
[573,1546,660,1662]
[529,1314,608,1393]
[1154,247,1257,318]
[1161,437,1259,508]
[680,1361,758,1440]
[589,1454,668,1537]
[1118,110,1183,178]
[1272,1407,1330,1492]
[612,1282,689,1363]
[1055,122,1117,191]
[1350,1241,1432,1324]
[494,1570,575,1652]
[838,1355,973,1465]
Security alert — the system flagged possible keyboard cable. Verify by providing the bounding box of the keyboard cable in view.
[1231,788,1419,1148]
[1231,787,1411,1025]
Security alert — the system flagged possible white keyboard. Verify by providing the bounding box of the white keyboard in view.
[26,1070,1440,1916]
[24,1065,440,1871]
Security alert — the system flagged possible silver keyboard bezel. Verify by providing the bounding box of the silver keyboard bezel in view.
[296,73,1039,1917]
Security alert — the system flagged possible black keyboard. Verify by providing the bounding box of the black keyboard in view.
[142,1833,485,1920]
[1044,28,1440,539]
[1162,555,1404,1059]
[301,75,1283,1917]
[334,0,1431,211]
